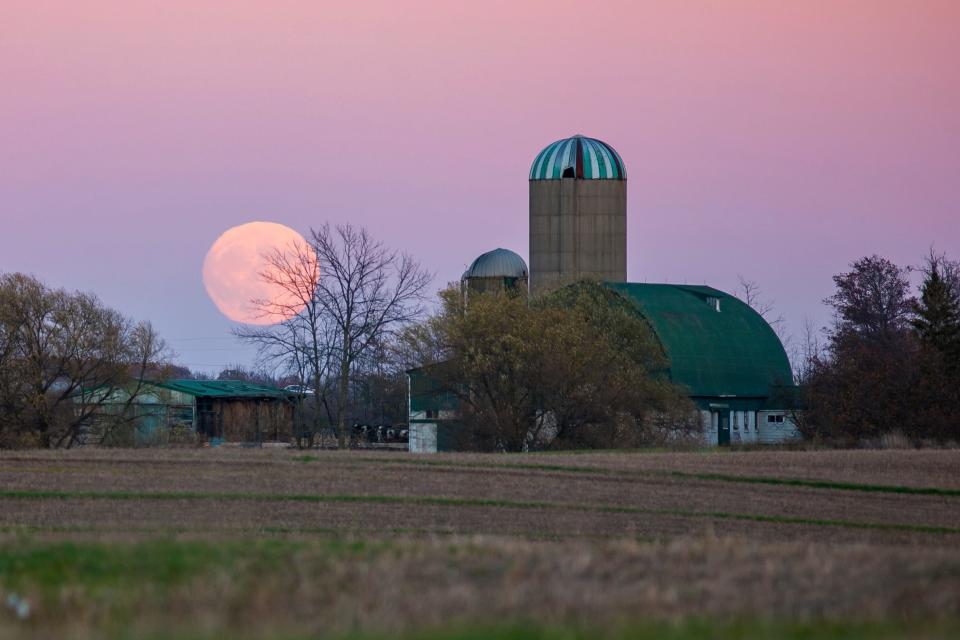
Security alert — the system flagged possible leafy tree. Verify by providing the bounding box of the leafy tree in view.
[801,256,917,444]
[406,282,697,452]
[0,273,167,448]
[825,255,915,342]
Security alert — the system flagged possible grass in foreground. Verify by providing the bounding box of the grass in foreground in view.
[121,619,960,640]
[1,536,958,639]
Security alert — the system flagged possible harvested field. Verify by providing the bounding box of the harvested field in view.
[0,448,958,639]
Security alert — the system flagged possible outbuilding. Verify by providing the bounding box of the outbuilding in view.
[79,379,296,445]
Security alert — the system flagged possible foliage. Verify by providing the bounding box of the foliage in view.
[907,252,960,440]
[0,272,167,448]
[913,254,960,372]
[800,253,960,444]
[825,255,916,341]
[404,282,697,451]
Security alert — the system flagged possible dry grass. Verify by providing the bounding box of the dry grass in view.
[0,448,959,638]
[1,449,959,538]
[0,535,958,639]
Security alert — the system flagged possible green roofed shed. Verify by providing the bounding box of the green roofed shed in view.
[604,283,793,402]
[152,379,294,399]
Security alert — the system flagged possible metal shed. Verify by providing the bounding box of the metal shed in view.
[79,379,297,446]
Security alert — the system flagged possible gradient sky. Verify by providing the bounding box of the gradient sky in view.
[2,1,958,372]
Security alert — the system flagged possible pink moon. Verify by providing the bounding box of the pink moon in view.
[202,221,314,325]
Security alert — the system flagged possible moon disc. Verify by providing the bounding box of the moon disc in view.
[202,221,314,325]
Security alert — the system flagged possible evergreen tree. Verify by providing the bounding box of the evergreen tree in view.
[913,259,960,375]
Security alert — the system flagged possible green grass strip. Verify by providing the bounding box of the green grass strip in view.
[347,456,960,498]
[1,488,957,536]
[666,470,960,497]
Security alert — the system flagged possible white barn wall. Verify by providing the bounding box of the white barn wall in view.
[701,409,801,447]
[758,411,800,444]
[731,411,759,444]
[702,410,717,446]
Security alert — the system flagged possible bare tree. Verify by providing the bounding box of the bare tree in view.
[234,236,337,447]
[736,275,785,328]
[236,224,431,448]
[794,314,823,384]
[311,224,432,447]
[735,275,791,364]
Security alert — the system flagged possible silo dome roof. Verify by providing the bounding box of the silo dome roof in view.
[465,248,528,279]
[530,135,626,180]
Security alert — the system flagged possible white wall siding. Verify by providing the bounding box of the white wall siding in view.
[700,409,801,447]
[758,411,800,444]
[408,423,438,453]
[731,411,759,444]
[702,410,716,446]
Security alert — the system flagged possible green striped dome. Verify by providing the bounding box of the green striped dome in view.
[530,135,626,180]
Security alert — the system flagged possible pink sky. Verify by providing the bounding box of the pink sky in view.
[2,1,958,371]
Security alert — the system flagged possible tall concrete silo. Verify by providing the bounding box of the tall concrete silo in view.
[529,135,627,296]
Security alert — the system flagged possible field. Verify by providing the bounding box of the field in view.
[0,448,959,639]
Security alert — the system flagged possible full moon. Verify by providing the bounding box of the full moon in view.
[202,221,314,325]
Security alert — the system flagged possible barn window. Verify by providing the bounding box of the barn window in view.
[706,296,721,312]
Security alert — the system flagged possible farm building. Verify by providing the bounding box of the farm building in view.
[408,134,799,452]
[461,248,529,297]
[78,379,296,446]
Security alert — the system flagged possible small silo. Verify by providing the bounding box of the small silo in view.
[529,135,627,296]
[462,248,529,297]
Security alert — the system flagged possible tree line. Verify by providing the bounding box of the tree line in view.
[797,251,960,445]
[3,222,957,450]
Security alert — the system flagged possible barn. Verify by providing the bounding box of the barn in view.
[79,379,297,446]
[604,282,798,446]
[407,133,800,452]
[408,282,799,452]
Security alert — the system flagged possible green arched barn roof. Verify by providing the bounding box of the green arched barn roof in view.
[605,283,793,398]
[530,135,626,180]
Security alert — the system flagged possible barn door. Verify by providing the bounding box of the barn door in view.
[717,412,730,446]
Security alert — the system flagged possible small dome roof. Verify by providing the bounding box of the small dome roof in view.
[530,135,626,180]
[464,248,528,279]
